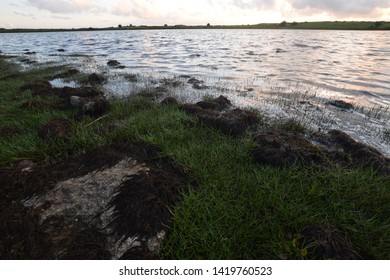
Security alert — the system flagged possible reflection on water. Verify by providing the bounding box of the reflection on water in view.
[0,29,389,104]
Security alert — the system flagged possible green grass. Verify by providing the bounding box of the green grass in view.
[1,57,390,259]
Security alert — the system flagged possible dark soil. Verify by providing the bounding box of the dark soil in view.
[0,141,189,260]
[300,224,361,260]
[0,125,20,138]
[38,118,71,139]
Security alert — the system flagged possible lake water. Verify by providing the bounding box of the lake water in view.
[1,29,390,105]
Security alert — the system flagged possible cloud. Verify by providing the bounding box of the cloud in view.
[231,0,276,9]
[26,0,98,14]
[288,0,390,16]
[111,0,158,18]
[14,11,36,19]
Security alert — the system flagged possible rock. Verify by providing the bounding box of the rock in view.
[20,80,55,96]
[57,49,66,52]
[187,78,208,90]
[161,97,178,106]
[326,100,354,110]
[38,118,71,139]
[70,95,110,117]
[59,86,104,99]
[69,96,82,108]
[88,73,106,85]
[24,51,36,55]
[107,60,121,67]
[155,86,169,93]
[187,78,201,84]
[253,130,324,167]
[192,82,208,90]
[18,160,35,173]
[82,98,110,117]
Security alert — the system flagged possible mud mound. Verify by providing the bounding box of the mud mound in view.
[0,142,189,259]
[300,224,361,260]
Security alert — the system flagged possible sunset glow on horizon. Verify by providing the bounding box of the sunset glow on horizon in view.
[0,0,390,29]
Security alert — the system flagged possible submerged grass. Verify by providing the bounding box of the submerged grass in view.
[1,56,390,259]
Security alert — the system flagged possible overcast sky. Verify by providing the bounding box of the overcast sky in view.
[1,0,389,29]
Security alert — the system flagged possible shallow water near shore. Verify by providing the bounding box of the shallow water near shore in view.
[1,29,389,105]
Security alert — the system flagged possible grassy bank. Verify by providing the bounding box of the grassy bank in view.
[1,56,389,259]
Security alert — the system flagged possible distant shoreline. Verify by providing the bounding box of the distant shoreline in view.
[1,21,390,33]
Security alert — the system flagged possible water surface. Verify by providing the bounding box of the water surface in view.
[1,29,389,105]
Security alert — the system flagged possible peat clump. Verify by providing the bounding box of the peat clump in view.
[328,129,390,174]
[252,128,390,174]
[0,125,20,138]
[38,118,71,140]
[161,96,178,106]
[108,168,187,239]
[58,86,104,99]
[300,224,361,260]
[88,73,107,85]
[180,96,260,137]
[20,80,57,97]
[253,130,324,167]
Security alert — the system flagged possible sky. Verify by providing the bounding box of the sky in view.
[0,0,389,29]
